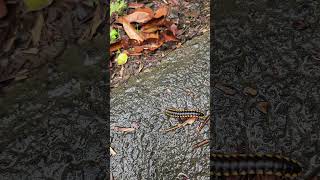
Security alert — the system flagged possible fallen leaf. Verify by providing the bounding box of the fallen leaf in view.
[110,40,125,52]
[169,24,178,36]
[31,12,44,46]
[24,0,53,12]
[154,5,169,18]
[112,126,136,132]
[243,87,257,96]
[118,17,144,42]
[215,83,236,95]
[161,31,178,42]
[123,7,154,23]
[141,25,160,33]
[141,32,159,40]
[116,51,128,65]
[128,2,145,9]
[110,147,117,156]
[141,17,173,31]
[143,38,164,51]
[184,117,197,125]
[257,101,269,114]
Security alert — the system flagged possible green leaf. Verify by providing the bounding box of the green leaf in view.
[110,0,127,16]
[116,52,128,65]
[110,29,119,43]
[24,0,53,12]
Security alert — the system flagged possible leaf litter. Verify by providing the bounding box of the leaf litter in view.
[110,0,210,88]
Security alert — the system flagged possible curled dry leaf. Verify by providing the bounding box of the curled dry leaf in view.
[112,126,136,132]
[128,2,145,9]
[141,32,159,40]
[169,24,178,36]
[161,31,178,42]
[143,38,164,51]
[215,83,236,95]
[118,17,144,42]
[110,147,117,156]
[141,17,173,31]
[257,101,269,114]
[123,7,154,23]
[110,40,124,52]
[244,87,257,96]
[141,25,160,33]
[154,5,169,18]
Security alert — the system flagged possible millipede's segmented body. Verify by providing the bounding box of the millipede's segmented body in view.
[211,153,302,178]
[164,108,205,119]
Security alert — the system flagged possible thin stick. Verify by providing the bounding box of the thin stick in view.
[197,115,210,132]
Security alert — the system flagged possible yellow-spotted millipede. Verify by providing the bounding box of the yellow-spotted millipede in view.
[211,153,303,179]
[164,108,205,119]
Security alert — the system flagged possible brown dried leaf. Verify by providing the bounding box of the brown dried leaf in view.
[123,7,154,23]
[244,87,257,96]
[154,5,169,18]
[110,40,124,52]
[141,32,159,40]
[118,17,144,42]
[143,38,164,51]
[215,83,236,95]
[257,101,269,114]
[161,31,178,42]
[141,17,173,31]
[184,117,197,125]
[141,25,160,33]
[169,24,178,36]
[128,2,145,9]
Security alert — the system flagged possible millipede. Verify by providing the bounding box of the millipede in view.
[211,153,303,179]
[164,108,205,119]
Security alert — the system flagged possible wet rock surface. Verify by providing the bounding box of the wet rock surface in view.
[0,38,108,179]
[213,0,320,176]
[111,33,210,179]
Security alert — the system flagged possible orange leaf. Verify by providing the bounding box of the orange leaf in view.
[141,26,160,33]
[154,5,169,18]
[123,7,154,23]
[141,32,159,40]
[118,17,144,42]
[128,2,145,9]
[141,17,173,31]
[143,39,164,51]
[161,31,178,42]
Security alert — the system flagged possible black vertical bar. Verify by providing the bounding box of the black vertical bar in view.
[105,0,110,179]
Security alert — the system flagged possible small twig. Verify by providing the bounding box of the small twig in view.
[192,139,209,149]
[197,115,210,133]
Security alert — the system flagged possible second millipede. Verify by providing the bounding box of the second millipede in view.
[211,153,303,179]
[164,108,205,119]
